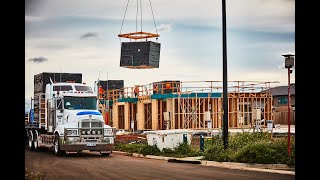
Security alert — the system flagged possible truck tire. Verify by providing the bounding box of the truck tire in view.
[28,130,35,151]
[33,130,40,152]
[53,134,65,156]
[25,129,29,146]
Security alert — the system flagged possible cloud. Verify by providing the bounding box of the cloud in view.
[25,15,44,22]
[80,32,99,39]
[24,0,294,34]
[27,56,48,63]
[277,63,285,70]
[25,0,295,99]
[156,23,173,32]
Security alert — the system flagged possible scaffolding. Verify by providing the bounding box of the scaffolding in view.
[99,80,278,131]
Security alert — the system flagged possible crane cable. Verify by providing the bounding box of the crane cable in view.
[119,0,159,43]
[119,0,130,43]
[136,0,138,35]
[148,0,158,37]
[140,0,143,33]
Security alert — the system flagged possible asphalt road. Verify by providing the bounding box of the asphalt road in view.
[25,148,295,180]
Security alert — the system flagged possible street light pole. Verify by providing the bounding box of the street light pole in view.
[222,0,228,150]
[287,67,291,156]
[282,54,294,157]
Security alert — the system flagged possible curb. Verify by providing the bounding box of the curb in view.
[201,161,295,175]
[112,151,294,175]
[168,159,201,164]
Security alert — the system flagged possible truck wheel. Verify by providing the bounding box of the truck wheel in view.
[25,129,28,146]
[54,134,65,156]
[28,130,35,151]
[33,130,40,152]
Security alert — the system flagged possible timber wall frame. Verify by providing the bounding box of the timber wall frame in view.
[99,81,277,131]
[108,92,273,131]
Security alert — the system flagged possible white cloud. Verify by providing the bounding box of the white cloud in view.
[25,15,45,22]
[26,0,294,32]
[156,23,173,32]
[25,0,295,99]
[278,63,285,70]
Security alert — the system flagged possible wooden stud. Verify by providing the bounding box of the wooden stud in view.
[137,101,144,130]
[124,102,129,130]
[152,99,158,130]
[112,103,118,129]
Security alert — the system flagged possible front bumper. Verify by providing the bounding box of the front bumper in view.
[60,143,114,151]
[61,127,116,152]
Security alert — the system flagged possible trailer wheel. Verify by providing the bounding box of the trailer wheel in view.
[54,134,65,156]
[28,130,34,151]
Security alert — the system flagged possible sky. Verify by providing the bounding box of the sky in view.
[25,0,295,111]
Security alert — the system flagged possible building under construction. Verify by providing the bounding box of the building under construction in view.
[98,80,278,131]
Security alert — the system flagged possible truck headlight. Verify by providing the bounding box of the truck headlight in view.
[67,130,78,136]
[104,129,112,136]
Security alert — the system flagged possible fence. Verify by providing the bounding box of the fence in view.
[273,111,295,125]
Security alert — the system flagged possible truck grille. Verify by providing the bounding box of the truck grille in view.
[91,122,102,128]
[80,120,103,136]
[81,121,103,128]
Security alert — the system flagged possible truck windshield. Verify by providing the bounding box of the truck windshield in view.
[75,85,92,92]
[64,96,97,110]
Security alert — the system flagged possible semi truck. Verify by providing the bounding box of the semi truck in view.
[25,72,116,156]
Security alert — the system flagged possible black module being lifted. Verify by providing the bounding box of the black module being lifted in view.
[120,41,160,69]
[118,0,161,69]
[97,80,124,91]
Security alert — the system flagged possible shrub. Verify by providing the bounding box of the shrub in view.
[116,132,295,166]
[25,168,45,180]
[140,145,161,156]
[115,143,146,155]
[114,143,124,151]
[162,148,175,156]
[228,132,270,151]
[203,132,294,165]
[203,142,232,162]
[172,143,203,158]
[174,143,192,155]
[233,140,294,165]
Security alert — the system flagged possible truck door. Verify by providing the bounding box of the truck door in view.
[55,98,64,126]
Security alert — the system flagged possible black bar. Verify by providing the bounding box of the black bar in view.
[222,0,228,150]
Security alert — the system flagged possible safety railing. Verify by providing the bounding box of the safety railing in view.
[98,80,279,102]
